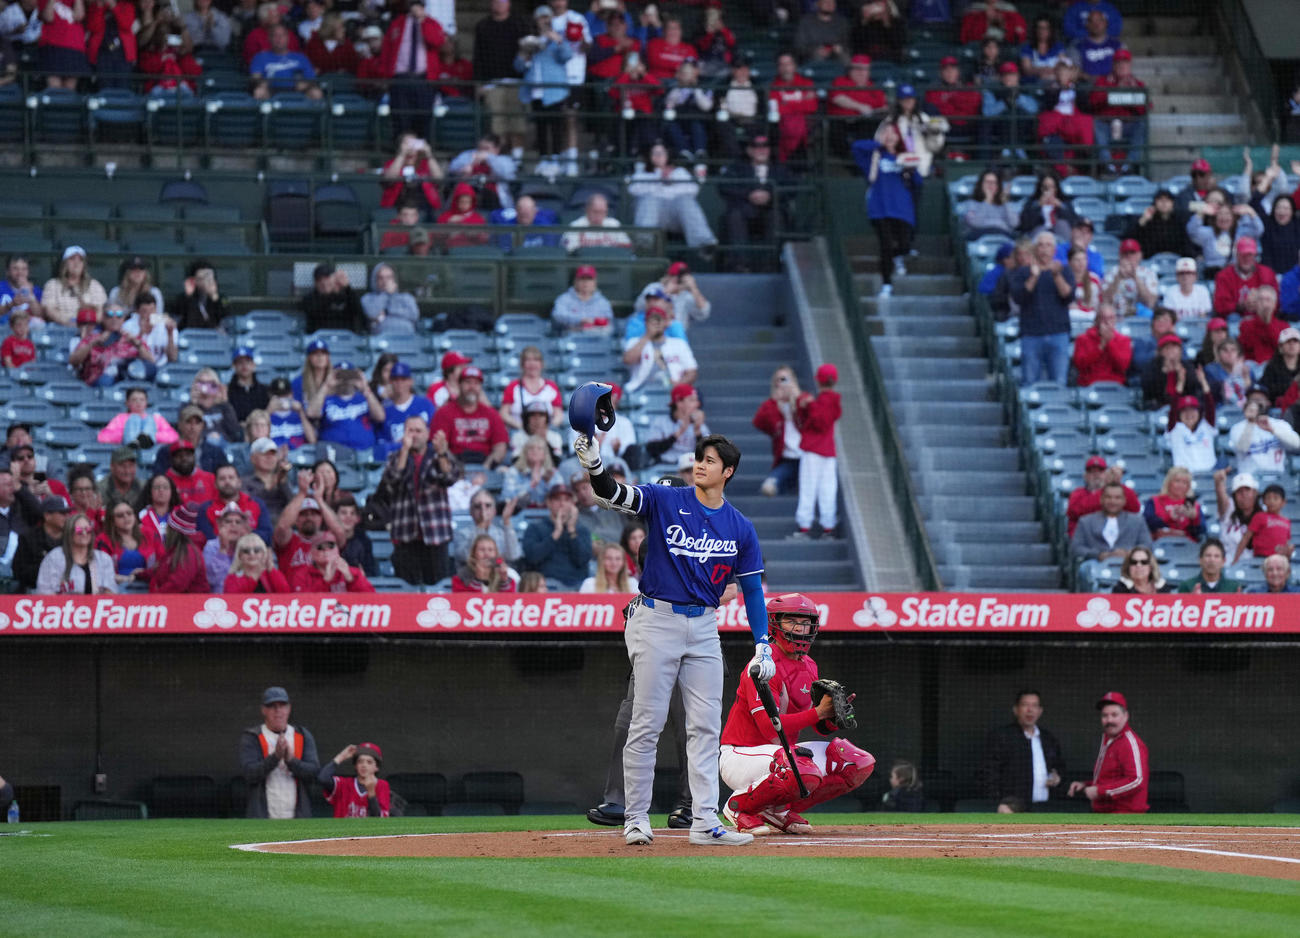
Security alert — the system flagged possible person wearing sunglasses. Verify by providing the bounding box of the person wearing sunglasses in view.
[223,534,291,594]
[1110,548,1174,594]
[34,512,118,595]
[290,531,376,593]
[68,303,157,387]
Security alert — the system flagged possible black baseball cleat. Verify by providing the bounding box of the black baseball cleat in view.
[586,802,625,826]
[667,804,693,829]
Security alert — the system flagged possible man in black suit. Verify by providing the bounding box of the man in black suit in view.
[717,134,792,272]
[978,689,1067,812]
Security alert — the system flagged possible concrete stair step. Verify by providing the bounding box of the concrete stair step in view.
[860,295,970,316]
[842,233,951,254]
[1149,113,1247,129]
[872,315,977,338]
[1124,35,1216,57]
[871,335,986,358]
[884,378,991,402]
[892,401,1005,426]
[918,495,1040,522]
[851,255,956,276]
[910,470,1028,496]
[1152,94,1240,115]
[907,448,1020,472]
[929,541,1056,567]
[765,558,860,588]
[1140,74,1229,96]
[927,520,1046,543]
[878,356,989,381]
[1130,56,1221,76]
[853,273,966,296]
[1151,127,1253,147]
[900,424,1010,448]
[938,564,1063,590]
[1136,16,1201,37]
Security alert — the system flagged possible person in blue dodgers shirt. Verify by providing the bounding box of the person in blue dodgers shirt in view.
[852,117,926,298]
[306,360,387,452]
[376,361,436,459]
[574,427,771,848]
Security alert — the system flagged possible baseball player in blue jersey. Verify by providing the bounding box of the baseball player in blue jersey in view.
[574,428,775,847]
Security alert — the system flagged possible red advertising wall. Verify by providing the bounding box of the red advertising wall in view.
[0,591,1288,636]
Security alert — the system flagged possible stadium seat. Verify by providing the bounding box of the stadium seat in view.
[459,770,525,814]
[1148,770,1190,812]
[33,88,86,144]
[1071,197,1110,225]
[35,420,97,450]
[70,799,147,821]
[0,200,44,219]
[149,775,220,818]
[118,203,179,222]
[146,94,203,148]
[52,199,113,221]
[432,96,478,153]
[265,179,312,247]
[328,93,376,149]
[1110,176,1158,201]
[71,400,127,426]
[184,204,242,223]
[1007,175,1038,199]
[431,329,494,358]
[387,772,447,816]
[87,89,145,143]
[204,92,261,149]
[159,179,209,207]
[0,83,23,143]
[313,183,366,249]
[266,93,326,150]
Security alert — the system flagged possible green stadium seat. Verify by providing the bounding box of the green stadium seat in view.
[33,88,86,144]
[159,179,209,206]
[265,93,325,150]
[146,94,203,148]
[52,200,113,221]
[0,200,45,219]
[205,92,262,149]
[118,203,180,222]
[183,204,241,223]
[0,84,23,144]
[328,93,376,149]
[88,89,146,144]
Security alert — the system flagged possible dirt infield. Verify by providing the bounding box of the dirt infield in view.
[234,824,1300,880]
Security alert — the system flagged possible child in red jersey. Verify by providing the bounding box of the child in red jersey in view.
[719,593,874,835]
[2,307,36,368]
[318,742,391,817]
[1232,483,1292,564]
[794,363,842,538]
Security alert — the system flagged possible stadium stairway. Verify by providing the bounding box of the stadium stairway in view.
[691,274,862,592]
[853,236,1062,592]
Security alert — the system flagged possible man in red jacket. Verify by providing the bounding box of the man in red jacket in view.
[1065,456,1140,538]
[1238,284,1286,364]
[1072,303,1132,387]
[925,56,981,154]
[794,363,841,538]
[381,0,446,138]
[826,55,886,155]
[1214,237,1278,315]
[770,52,818,164]
[1069,691,1149,813]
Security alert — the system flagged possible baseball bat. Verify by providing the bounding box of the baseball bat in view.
[749,664,809,799]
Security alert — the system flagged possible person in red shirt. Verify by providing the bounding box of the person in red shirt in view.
[380,135,444,215]
[291,530,376,592]
[1232,483,1292,563]
[242,2,302,66]
[145,503,209,593]
[85,0,136,84]
[589,11,639,80]
[719,593,874,835]
[1068,691,1148,814]
[318,743,391,817]
[379,0,446,138]
[645,16,695,81]
[138,30,203,95]
[165,441,217,505]
[223,533,292,593]
[609,52,662,157]
[1072,303,1132,387]
[37,0,89,89]
[1066,456,1140,538]
[378,202,432,256]
[1088,48,1147,174]
[1214,238,1278,315]
[826,55,886,154]
[431,365,509,467]
[1238,284,1286,364]
[1037,55,1094,176]
[960,1,1028,45]
[435,182,489,248]
[273,481,347,577]
[794,363,842,538]
[924,56,981,154]
[426,350,472,408]
[770,52,818,165]
[305,13,360,75]
[2,308,36,368]
[434,34,472,96]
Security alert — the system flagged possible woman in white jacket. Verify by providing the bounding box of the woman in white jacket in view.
[35,513,119,595]
[1230,398,1300,475]
[627,142,718,248]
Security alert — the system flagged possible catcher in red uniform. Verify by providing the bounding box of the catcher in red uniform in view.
[719,593,874,834]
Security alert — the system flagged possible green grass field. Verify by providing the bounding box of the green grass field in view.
[3,814,1299,937]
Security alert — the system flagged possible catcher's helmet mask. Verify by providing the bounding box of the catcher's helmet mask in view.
[768,592,820,657]
[568,381,617,438]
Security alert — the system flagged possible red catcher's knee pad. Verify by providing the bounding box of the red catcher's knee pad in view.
[826,737,875,790]
[730,749,824,814]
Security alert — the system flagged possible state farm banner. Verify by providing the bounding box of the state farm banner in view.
[0,591,1290,636]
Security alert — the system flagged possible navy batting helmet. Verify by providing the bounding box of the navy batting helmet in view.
[568,381,617,438]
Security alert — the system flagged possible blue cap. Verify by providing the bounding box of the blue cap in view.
[899,84,916,97]
[995,243,1015,261]
[390,361,412,378]
[644,285,668,300]
[232,346,255,362]
[306,339,329,354]
[335,360,355,371]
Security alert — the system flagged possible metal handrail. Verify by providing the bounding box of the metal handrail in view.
[1216,0,1278,141]
[822,182,941,591]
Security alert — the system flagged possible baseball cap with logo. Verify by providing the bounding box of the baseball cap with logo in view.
[251,438,279,456]
[575,265,597,279]
[354,742,383,767]
[299,497,322,513]
[1279,327,1300,344]
[1191,158,1212,173]
[441,350,472,372]
[898,84,916,98]
[219,500,251,520]
[940,55,958,67]
[1097,691,1128,710]
[1085,456,1107,470]
[169,439,196,452]
[1114,48,1132,61]
[76,307,98,325]
[1206,317,1228,332]
[547,479,573,497]
[1232,472,1260,493]
[111,445,138,464]
[1120,238,1141,254]
[667,261,689,277]
[306,338,329,354]
[1157,333,1183,348]
[268,377,292,397]
[748,134,770,147]
[1175,257,1198,273]
[62,245,87,261]
[390,361,413,378]
[460,365,484,382]
[1237,237,1259,256]
[670,383,696,403]
[41,495,70,513]
[999,60,1018,74]
[677,452,696,471]
[1175,395,1201,412]
[850,54,871,67]
[232,346,256,362]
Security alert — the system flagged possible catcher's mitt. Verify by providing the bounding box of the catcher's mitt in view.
[812,678,857,732]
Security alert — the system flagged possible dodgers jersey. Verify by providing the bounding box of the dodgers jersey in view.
[635,483,763,607]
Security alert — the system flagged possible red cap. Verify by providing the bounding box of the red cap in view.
[1120,238,1141,254]
[998,60,1019,74]
[850,54,871,67]
[670,383,696,403]
[1191,158,1211,173]
[1157,333,1183,347]
[646,304,669,319]
[76,307,98,325]
[1097,691,1128,710]
[354,742,383,765]
[1236,237,1259,255]
[1085,456,1107,470]
[1113,48,1132,61]
[460,365,484,382]
[170,440,195,452]
[607,382,623,404]
[1207,317,1228,332]
[940,55,958,67]
[575,264,597,279]
[816,363,838,386]
[441,350,472,372]
[667,261,689,276]
[1175,395,1201,412]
